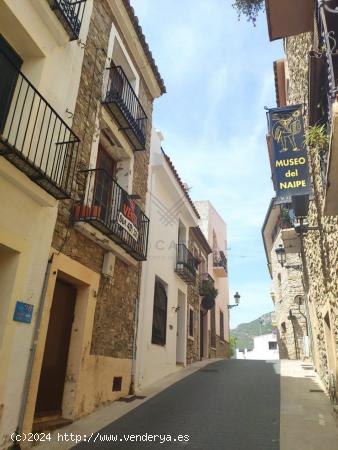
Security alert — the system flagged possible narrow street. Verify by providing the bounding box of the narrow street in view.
[74,360,280,450]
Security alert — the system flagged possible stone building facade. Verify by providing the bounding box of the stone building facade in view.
[264,2,338,393]
[262,202,308,360]
[20,0,165,435]
[285,32,338,390]
[186,227,212,364]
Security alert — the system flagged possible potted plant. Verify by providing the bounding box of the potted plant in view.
[73,204,102,220]
[280,207,292,229]
[232,0,265,25]
[200,279,218,310]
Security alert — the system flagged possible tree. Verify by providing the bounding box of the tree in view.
[229,336,237,358]
[232,0,265,25]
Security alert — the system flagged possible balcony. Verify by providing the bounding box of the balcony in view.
[0,50,79,199]
[102,66,148,151]
[199,273,214,295]
[73,169,149,261]
[213,250,227,278]
[175,244,197,284]
[48,0,87,40]
[271,208,294,243]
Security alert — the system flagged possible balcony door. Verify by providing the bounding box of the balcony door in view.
[94,146,116,223]
[0,35,22,133]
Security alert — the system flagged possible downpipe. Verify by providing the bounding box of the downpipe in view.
[14,254,54,445]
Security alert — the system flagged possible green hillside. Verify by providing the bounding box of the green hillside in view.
[231,312,273,351]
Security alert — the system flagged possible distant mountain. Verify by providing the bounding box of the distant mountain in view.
[231,312,273,351]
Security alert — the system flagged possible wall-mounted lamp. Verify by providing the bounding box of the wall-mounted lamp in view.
[228,292,241,310]
[275,244,302,271]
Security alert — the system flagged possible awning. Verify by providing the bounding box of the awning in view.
[265,0,315,41]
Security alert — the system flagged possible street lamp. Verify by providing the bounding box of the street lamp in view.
[228,292,240,310]
[275,244,286,267]
[275,244,302,271]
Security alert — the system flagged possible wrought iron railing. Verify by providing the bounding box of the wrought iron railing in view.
[103,65,148,151]
[199,272,214,295]
[213,250,228,273]
[0,49,79,199]
[74,169,149,261]
[271,207,294,243]
[316,1,338,185]
[175,244,197,280]
[48,0,87,40]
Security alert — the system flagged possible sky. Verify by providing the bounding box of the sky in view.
[131,0,283,328]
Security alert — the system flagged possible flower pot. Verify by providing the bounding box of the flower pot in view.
[73,205,102,219]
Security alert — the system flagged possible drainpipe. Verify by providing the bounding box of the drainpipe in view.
[129,262,141,395]
[15,253,54,440]
[299,230,316,361]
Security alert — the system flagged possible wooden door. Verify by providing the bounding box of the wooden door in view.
[35,280,76,417]
[94,146,116,222]
[0,35,23,132]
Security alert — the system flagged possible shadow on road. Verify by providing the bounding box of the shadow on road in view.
[73,359,280,450]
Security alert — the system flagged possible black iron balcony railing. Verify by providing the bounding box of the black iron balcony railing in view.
[175,244,197,284]
[271,207,294,243]
[199,272,214,295]
[103,65,148,151]
[315,2,338,124]
[316,1,338,185]
[0,50,79,199]
[48,0,87,40]
[74,169,149,261]
[213,250,228,274]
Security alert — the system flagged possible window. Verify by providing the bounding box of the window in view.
[189,308,194,338]
[220,310,225,341]
[93,145,116,221]
[281,322,286,333]
[151,279,168,346]
[269,341,278,350]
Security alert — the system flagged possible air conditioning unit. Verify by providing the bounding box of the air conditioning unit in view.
[102,252,116,278]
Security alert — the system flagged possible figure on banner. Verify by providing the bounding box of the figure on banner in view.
[272,109,302,152]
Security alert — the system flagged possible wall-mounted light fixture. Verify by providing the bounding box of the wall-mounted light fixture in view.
[275,244,302,271]
[228,292,241,310]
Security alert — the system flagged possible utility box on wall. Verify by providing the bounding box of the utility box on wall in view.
[102,252,116,278]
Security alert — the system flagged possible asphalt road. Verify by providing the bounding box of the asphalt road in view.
[74,360,280,450]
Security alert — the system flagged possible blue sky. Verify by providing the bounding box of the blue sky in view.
[131,0,283,327]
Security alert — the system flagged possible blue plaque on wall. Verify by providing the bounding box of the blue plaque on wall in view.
[13,301,34,324]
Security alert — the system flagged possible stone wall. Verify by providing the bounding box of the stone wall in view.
[285,33,338,386]
[271,233,307,360]
[215,335,229,358]
[186,233,201,364]
[52,0,154,361]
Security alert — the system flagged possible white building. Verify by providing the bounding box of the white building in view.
[194,201,230,357]
[237,333,279,360]
[0,1,92,445]
[135,129,200,390]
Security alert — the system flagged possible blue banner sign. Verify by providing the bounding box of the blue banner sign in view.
[267,105,311,204]
[13,301,34,324]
